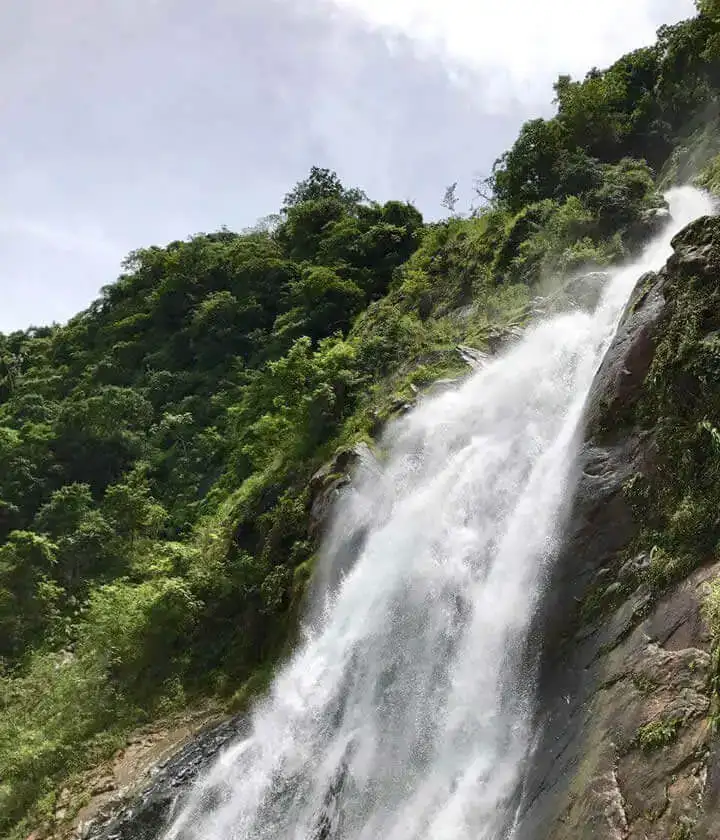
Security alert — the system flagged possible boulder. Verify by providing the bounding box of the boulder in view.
[562,270,611,311]
[308,442,379,542]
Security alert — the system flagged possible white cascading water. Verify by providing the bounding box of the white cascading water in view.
[165,187,713,840]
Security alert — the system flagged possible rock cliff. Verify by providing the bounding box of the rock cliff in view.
[519,215,720,840]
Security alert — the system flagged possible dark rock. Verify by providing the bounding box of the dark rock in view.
[486,325,524,354]
[617,552,651,582]
[629,206,672,245]
[517,214,720,840]
[82,717,248,840]
[519,559,717,840]
[457,344,489,369]
[535,271,612,318]
[423,377,462,398]
[669,214,720,280]
[584,269,667,439]
[601,580,623,602]
[308,442,379,541]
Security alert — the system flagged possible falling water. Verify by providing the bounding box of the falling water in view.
[165,187,713,840]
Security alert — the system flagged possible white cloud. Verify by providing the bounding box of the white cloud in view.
[322,0,697,110]
[0,215,119,259]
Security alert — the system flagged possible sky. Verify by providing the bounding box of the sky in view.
[0,0,697,332]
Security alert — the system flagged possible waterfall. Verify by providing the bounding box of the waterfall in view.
[164,187,713,840]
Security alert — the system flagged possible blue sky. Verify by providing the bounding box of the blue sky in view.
[0,0,696,331]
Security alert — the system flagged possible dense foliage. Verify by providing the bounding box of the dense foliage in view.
[2,5,720,836]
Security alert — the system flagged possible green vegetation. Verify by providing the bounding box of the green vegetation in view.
[636,716,683,751]
[702,576,720,732]
[703,577,720,639]
[3,3,720,836]
[671,821,697,840]
[696,151,720,195]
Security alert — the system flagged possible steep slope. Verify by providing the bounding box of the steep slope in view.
[520,213,720,840]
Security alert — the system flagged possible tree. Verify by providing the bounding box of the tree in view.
[34,483,94,538]
[697,0,720,19]
[102,480,167,542]
[584,158,657,239]
[232,335,359,471]
[274,266,365,345]
[54,387,154,489]
[0,530,60,659]
[80,577,199,690]
[282,166,366,211]
[492,119,566,211]
[34,484,118,588]
[696,0,720,62]
[188,291,256,368]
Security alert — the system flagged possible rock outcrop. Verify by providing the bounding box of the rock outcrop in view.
[518,216,720,839]
[307,441,379,541]
[80,717,247,840]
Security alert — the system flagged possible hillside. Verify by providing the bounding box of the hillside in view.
[2,4,720,837]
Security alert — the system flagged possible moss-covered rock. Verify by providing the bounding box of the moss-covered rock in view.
[519,213,720,840]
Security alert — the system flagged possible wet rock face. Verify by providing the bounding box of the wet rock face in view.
[518,215,720,840]
[81,717,247,840]
[630,206,672,246]
[521,558,716,840]
[308,442,379,542]
[585,270,666,437]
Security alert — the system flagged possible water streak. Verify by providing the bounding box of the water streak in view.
[165,187,713,840]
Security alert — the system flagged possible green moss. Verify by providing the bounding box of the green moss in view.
[643,545,697,593]
[292,554,316,594]
[701,581,720,734]
[628,271,658,315]
[226,665,275,715]
[579,578,626,625]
